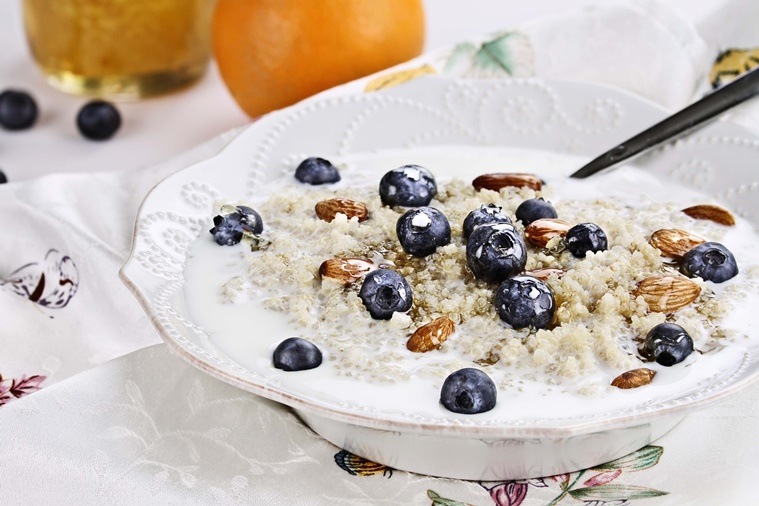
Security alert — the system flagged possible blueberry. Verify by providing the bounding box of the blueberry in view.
[273,337,323,371]
[515,198,557,225]
[76,100,121,140]
[644,323,694,366]
[0,169,7,184]
[235,205,264,235]
[440,368,497,414]
[0,89,38,130]
[210,213,243,246]
[209,205,264,246]
[396,207,451,257]
[379,165,437,207]
[463,204,512,239]
[466,223,527,283]
[294,157,340,185]
[358,269,413,320]
[494,276,555,329]
[682,242,738,283]
[565,222,608,258]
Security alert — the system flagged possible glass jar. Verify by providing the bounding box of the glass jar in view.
[22,0,215,99]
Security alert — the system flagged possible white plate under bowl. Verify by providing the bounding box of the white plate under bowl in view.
[121,77,759,480]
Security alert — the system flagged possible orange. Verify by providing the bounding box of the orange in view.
[212,0,425,117]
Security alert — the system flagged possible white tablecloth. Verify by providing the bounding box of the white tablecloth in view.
[1,1,758,504]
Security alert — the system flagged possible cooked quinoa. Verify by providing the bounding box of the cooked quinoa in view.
[221,178,748,387]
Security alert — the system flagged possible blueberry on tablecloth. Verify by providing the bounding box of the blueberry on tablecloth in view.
[77,101,121,140]
[0,89,38,130]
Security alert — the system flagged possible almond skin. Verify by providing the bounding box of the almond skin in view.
[406,316,455,353]
[525,268,565,281]
[649,229,706,259]
[319,258,376,286]
[611,368,656,389]
[315,198,368,223]
[682,204,736,226]
[472,173,542,192]
[524,218,571,248]
[633,276,701,313]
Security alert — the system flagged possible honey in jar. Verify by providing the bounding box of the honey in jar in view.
[22,0,215,99]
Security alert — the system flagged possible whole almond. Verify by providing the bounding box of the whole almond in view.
[524,218,571,248]
[319,258,376,286]
[611,368,656,389]
[633,276,701,313]
[649,229,706,259]
[682,204,736,226]
[525,268,565,281]
[315,198,368,223]
[472,173,542,192]
[406,317,455,353]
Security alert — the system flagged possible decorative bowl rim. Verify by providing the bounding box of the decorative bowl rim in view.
[120,76,759,438]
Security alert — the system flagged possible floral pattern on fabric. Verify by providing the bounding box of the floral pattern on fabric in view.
[710,48,759,88]
[363,31,534,93]
[334,450,393,478]
[0,250,73,407]
[443,32,535,78]
[337,446,666,505]
[0,249,79,308]
[0,373,46,406]
[364,64,438,92]
[428,489,473,505]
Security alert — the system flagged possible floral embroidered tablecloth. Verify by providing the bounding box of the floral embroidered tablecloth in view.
[1,1,758,504]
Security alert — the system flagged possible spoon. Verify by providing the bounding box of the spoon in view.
[570,65,759,179]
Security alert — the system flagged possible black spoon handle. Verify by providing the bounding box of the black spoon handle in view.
[570,66,759,179]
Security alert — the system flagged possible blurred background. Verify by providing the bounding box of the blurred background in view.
[0,0,754,179]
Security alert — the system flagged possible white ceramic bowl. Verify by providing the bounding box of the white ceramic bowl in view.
[121,77,759,480]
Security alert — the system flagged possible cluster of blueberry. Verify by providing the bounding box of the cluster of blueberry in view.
[208,202,323,373]
[364,165,612,413]
[358,165,442,319]
[640,222,738,368]
[0,89,122,142]
[208,159,340,373]
[208,156,741,416]
[315,161,503,414]
[209,158,346,246]
[366,165,611,336]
